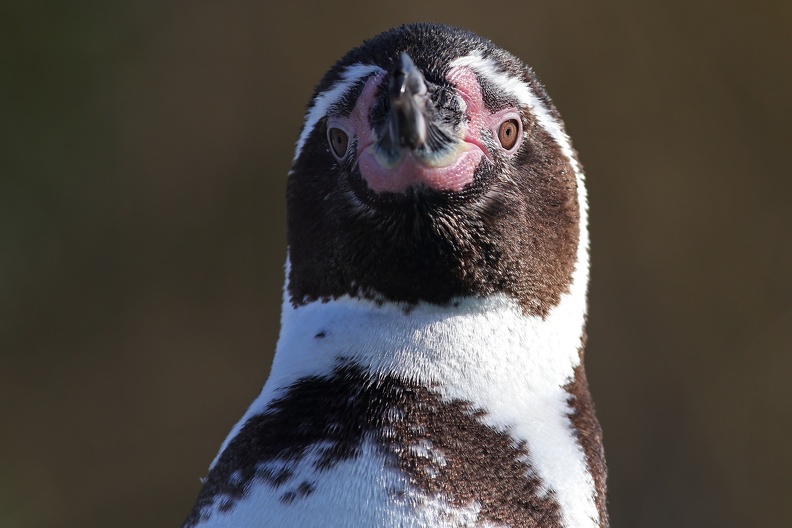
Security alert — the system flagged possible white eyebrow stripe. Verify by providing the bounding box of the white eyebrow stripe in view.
[450,53,582,182]
[293,63,385,162]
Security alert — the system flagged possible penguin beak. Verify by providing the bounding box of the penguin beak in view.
[386,53,429,152]
[376,53,454,162]
[357,53,486,193]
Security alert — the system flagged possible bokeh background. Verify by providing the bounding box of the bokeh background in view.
[2,1,790,527]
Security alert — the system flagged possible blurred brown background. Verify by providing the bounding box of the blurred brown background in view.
[2,1,790,527]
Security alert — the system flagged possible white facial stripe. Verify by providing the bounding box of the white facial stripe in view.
[293,64,385,162]
[450,54,582,179]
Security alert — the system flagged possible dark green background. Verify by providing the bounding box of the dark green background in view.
[2,1,790,527]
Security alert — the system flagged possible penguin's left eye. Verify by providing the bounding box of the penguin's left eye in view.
[497,119,521,150]
[328,127,349,159]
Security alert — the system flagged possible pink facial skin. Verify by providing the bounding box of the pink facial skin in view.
[357,145,483,193]
[328,67,522,194]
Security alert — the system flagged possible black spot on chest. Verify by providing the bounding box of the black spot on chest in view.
[183,363,563,527]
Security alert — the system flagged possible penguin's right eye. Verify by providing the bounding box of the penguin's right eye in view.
[328,127,349,159]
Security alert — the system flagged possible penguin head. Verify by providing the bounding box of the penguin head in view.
[287,24,584,316]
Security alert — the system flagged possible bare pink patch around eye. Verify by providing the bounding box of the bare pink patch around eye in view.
[446,66,491,159]
[447,66,523,155]
[347,72,385,153]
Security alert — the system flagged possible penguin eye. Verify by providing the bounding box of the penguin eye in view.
[328,127,349,159]
[497,119,520,150]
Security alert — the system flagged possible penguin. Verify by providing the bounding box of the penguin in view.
[183,23,607,528]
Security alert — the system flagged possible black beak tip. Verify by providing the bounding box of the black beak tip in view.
[390,53,424,99]
[380,52,434,154]
[395,53,416,76]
